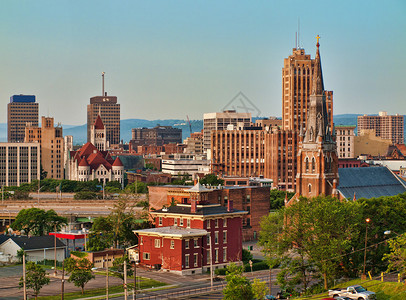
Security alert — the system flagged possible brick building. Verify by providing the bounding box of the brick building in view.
[211,128,298,191]
[135,200,246,275]
[148,183,270,241]
[129,126,182,151]
[184,131,204,154]
[357,112,404,145]
[25,117,64,179]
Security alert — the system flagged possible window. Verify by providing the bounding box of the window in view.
[215,232,219,244]
[223,231,227,243]
[142,252,150,260]
[187,219,191,228]
[159,217,162,226]
[174,218,178,226]
[154,239,160,248]
[308,184,312,193]
[180,218,184,226]
[194,239,198,248]
[305,157,309,173]
[312,158,315,173]
[170,240,175,249]
[215,219,218,228]
[215,249,219,263]
[224,196,228,205]
[246,195,250,203]
[223,248,227,262]
[185,254,190,268]
[207,220,211,229]
[185,239,189,249]
[207,249,211,264]
[206,234,210,245]
[194,253,198,267]
[223,218,227,227]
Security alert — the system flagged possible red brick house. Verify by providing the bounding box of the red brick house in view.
[134,198,247,275]
[148,183,270,241]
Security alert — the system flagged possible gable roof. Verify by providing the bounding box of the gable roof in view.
[112,157,123,167]
[338,166,406,199]
[0,235,66,251]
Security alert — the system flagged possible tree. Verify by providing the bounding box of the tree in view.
[19,261,50,299]
[383,233,406,279]
[259,196,360,290]
[64,257,95,294]
[223,263,253,300]
[199,174,224,186]
[112,255,134,281]
[252,278,269,300]
[242,249,253,264]
[11,208,67,236]
[269,189,295,210]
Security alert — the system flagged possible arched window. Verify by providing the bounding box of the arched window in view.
[329,156,332,172]
[305,158,309,173]
[308,184,312,193]
[312,158,316,173]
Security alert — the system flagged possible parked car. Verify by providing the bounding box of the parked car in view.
[328,285,376,300]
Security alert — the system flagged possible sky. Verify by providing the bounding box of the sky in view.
[0,0,405,125]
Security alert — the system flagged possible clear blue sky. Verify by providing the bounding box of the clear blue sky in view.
[1,0,405,124]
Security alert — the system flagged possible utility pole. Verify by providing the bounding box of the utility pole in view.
[23,253,27,300]
[124,257,128,300]
[61,261,65,300]
[54,224,57,276]
[106,254,109,300]
[133,261,137,300]
[209,233,213,289]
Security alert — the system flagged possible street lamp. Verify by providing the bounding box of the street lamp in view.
[363,218,370,279]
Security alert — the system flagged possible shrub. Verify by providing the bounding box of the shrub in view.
[74,191,102,200]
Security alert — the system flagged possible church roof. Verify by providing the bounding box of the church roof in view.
[338,167,406,199]
[93,115,104,129]
[112,157,124,167]
[78,157,89,167]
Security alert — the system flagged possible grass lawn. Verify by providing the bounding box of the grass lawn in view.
[296,279,406,300]
[37,277,167,300]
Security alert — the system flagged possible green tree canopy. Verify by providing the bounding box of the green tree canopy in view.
[199,174,224,186]
[383,233,406,278]
[64,257,95,294]
[19,261,50,299]
[12,208,67,236]
[223,263,254,300]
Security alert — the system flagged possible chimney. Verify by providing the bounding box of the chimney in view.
[227,200,233,212]
[191,199,197,214]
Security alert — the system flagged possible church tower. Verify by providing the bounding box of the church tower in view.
[91,114,107,151]
[295,36,339,198]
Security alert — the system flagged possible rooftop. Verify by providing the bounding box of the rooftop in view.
[338,166,406,199]
[134,226,208,238]
[152,203,247,216]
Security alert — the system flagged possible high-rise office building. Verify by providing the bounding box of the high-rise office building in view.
[357,112,404,145]
[203,110,251,153]
[7,95,39,142]
[87,73,120,146]
[336,125,356,158]
[282,48,333,132]
[25,117,64,179]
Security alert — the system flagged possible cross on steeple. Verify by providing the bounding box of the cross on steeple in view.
[316,35,320,44]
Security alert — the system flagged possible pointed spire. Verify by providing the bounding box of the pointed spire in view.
[353,192,356,201]
[312,35,324,95]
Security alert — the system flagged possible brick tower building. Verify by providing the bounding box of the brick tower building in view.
[295,37,339,198]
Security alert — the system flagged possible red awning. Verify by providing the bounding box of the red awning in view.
[49,232,88,240]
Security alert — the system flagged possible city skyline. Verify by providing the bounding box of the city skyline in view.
[1,1,405,125]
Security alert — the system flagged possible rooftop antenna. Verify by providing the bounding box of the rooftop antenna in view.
[102,72,105,96]
[295,31,297,49]
[298,18,300,49]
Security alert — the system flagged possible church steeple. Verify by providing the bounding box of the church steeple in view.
[303,36,331,143]
[294,35,339,199]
